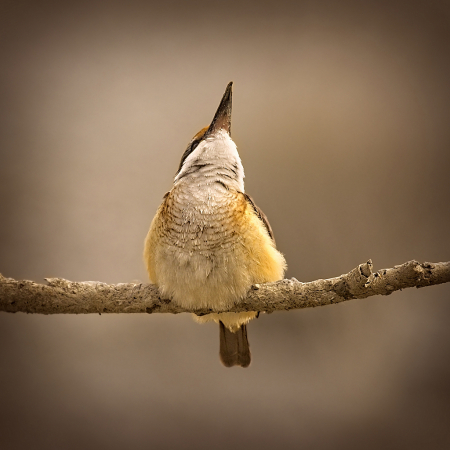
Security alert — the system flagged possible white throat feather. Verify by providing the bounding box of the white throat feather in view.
[174,130,245,192]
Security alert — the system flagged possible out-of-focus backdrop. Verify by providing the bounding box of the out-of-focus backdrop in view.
[1,1,449,449]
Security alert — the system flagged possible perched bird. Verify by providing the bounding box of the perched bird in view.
[144,82,286,367]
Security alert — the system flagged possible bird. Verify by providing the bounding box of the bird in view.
[144,82,286,367]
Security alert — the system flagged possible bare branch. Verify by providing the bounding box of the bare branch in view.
[0,260,449,315]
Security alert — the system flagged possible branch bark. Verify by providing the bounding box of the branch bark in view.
[0,260,449,316]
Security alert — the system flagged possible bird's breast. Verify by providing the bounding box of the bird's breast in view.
[158,184,246,253]
[144,182,286,310]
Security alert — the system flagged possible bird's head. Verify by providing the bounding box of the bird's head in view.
[174,82,244,191]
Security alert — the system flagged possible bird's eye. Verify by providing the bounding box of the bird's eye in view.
[191,140,200,151]
[176,138,203,175]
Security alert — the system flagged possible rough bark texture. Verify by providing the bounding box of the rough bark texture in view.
[0,260,449,316]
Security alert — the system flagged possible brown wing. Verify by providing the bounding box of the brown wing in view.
[243,193,275,243]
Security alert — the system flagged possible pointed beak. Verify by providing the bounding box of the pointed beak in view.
[206,81,233,137]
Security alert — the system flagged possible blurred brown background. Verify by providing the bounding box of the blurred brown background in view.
[1,0,449,449]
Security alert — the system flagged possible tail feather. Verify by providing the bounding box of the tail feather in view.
[219,321,251,368]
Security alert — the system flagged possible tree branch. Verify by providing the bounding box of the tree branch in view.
[0,260,449,316]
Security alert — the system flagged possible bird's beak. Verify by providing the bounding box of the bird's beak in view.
[206,81,233,137]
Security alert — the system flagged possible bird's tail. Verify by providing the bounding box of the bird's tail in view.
[219,321,251,368]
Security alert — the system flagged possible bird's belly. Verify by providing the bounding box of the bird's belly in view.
[152,237,253,310]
